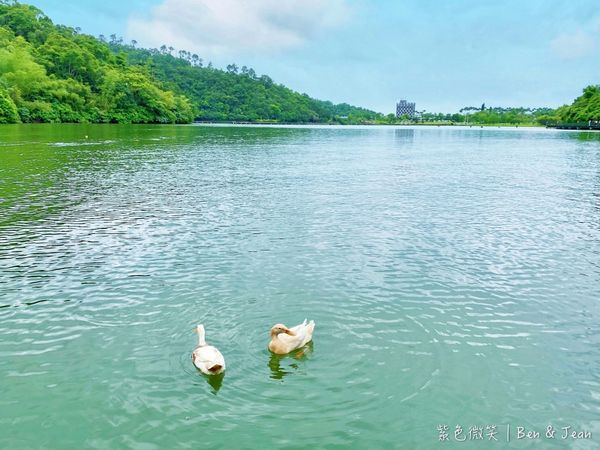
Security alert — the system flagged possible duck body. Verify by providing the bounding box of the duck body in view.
[192,324,226,375]
[268,319,315,355]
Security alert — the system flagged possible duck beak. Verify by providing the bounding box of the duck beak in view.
[285,329,295,336]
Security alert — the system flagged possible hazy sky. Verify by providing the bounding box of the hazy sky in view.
[27,0,600,114]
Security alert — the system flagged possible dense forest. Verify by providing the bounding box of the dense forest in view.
[0,1,382,124]
[111,42,382,123]
[0,1,194,124]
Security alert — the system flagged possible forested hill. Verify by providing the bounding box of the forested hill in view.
[0,2,194,124]
[0,1,382,124]
[114,43,382,123]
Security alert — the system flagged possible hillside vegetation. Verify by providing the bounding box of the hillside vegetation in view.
[115,43,382,123]
[0,1,382,124]
[0,1,193,124]
[555,85,600,123]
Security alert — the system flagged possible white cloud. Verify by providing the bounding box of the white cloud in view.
[551,29,596,60]
[127,0,351,56]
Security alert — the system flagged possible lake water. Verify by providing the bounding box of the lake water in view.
[1,124,599,449]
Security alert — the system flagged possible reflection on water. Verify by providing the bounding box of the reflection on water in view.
[268,342,314,381]
[394,128,414,143]
[204,372,225,394]
[569,130,600,142]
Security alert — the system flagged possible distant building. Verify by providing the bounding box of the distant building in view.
[396,100,416,118]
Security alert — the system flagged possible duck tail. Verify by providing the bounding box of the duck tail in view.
[208,364,223,373]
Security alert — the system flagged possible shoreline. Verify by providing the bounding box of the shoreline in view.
[193,120,546,128]
[0,122,554,129]
[5,122,597,131]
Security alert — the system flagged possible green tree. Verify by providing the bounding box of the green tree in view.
[0,2,52,44]
[37,32,100,85]
[0,85,18,123]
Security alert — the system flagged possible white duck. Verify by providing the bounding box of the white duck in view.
[191,324,226,375]
[268,319,315,355]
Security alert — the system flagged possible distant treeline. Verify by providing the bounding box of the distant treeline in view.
[0,1,381,124]
[395,88,600,126]
[386,88,600,126]
[388,106,557,126]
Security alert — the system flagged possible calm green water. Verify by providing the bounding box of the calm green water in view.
[1,124,599,449]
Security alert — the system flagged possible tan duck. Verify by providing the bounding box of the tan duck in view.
[191,324,226,375]
[268,319,315,355]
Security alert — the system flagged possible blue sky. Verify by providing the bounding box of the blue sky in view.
[27,0,600,114]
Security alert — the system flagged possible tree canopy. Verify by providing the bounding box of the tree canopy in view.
[0,1,194,124]
[556,85,600,123]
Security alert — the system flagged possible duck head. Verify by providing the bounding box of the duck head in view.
[270,324,295,337]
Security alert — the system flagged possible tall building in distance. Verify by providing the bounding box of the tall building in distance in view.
[396,99,416,118]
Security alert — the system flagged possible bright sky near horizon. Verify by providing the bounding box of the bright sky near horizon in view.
[26,0,600,114]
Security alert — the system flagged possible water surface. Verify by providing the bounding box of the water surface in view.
[1,124,599,449]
